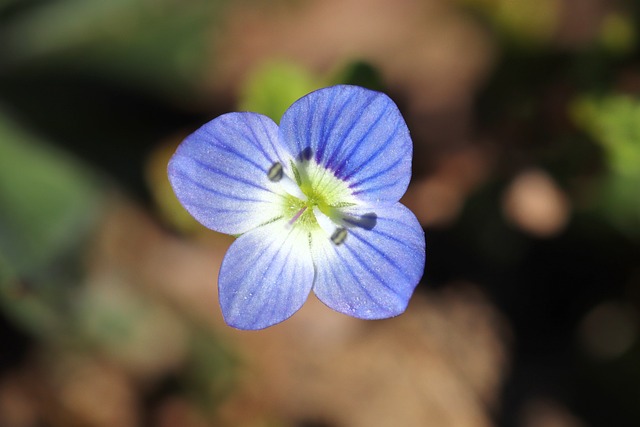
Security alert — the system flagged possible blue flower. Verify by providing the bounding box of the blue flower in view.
[168,85,425,330]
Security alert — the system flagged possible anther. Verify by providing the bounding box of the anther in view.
[331,228,348,245]
[268,162,283,182]
[268,161,306,199]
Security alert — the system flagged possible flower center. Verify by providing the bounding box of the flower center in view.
[268,159,355,244]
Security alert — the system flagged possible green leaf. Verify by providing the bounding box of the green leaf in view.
[1,0,227,98]
[238,61,325,122]
[0,111,102,274]
[571,95,640,234]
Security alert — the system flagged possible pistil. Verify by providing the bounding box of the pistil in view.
[288,206,308,227]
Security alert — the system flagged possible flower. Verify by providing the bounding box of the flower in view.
[168,85,425,330]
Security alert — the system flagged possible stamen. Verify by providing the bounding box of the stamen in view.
[268,162,284,182]
[280,174,306,200]
[313,207,348,246]
[267,162,306,199]
[313,207,335,236]
[331,228,348,245]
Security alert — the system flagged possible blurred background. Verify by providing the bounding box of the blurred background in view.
[1,0,640,426]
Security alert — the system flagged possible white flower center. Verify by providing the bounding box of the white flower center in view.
[268,158,356,245]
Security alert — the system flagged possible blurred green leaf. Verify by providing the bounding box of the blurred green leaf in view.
[572,95,640,234]
[0,111,102,273]
[74,282,189,377]
[184,328,238,411]
[238,61,325,122]
[0,111,102,336]
[458,0,558,47]
[573,95,640,177]
[238,60,387,123]
[598,12,637,55]
[330,60,385,92]
[1,0,228,98]
[0,243,69,340]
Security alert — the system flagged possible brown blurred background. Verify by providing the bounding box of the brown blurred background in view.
[1,0,640,426]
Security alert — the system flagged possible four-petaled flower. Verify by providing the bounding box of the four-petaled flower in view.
[168,85,425,330]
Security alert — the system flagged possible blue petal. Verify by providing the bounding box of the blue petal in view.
[279,85,413,203]
[218,221,315,330]
[311,203,425,319]
[168,112,289,235]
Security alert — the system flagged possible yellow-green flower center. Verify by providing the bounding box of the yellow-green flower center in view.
[274,159,356,233]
